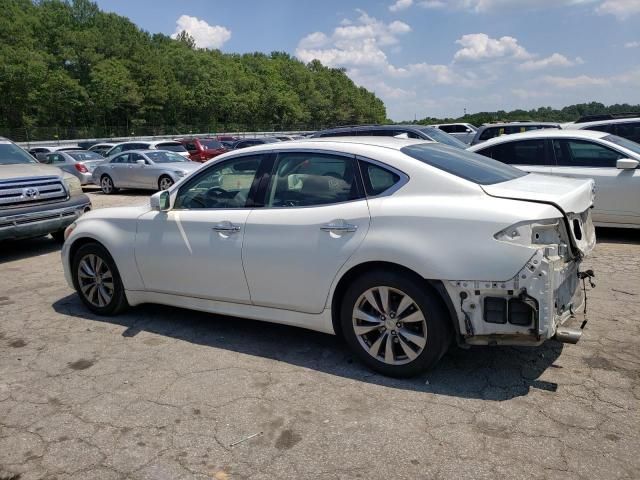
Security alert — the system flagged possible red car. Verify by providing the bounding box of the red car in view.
[179,138,229,162]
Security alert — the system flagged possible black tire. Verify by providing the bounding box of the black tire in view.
[158,175,174,191]
[50,230,66,243]
[71,242,129,315]
[340,270,451,377]
[100,175,119,194]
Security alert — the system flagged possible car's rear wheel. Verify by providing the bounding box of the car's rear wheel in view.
[158,175,174,191]
[71,242,128,315]
[340,270,451,377]
[100,175,118,194]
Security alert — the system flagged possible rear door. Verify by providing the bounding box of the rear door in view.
[551,138,639,224]
[474,139,554,175]
[242,150,370,314]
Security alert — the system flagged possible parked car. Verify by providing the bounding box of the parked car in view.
[105,140,190,158]
[28,145,84,161]
[470,122,561,146]
[63,137,595,377]
[429,123,477,144]
[178,137,229,162]
[232,137,281,149]
[216,135,239,142]
[43,150,106,185]
[1,137,91,242]
[88,143,117,157]
[468,129,640,228]
[92,150,202,194]
[275,135,304,141]
[563,116,640,144]
[311,124,468,149]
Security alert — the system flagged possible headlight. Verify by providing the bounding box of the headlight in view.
[63,175,83,196]
[173,170,187,177]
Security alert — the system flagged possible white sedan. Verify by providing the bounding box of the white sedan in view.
[61,138,596,377]
[468,129,640,228]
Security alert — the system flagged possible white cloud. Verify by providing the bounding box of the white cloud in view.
[596,0,640,19]
[389,0,414,12]
[454,33,532,62]
[518,53,584,71]
[419,0,597,12]
[171,15,231,49]
[542,74,609,88]
[624,41,640,48]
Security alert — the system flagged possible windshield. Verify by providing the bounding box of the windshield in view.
[147,151,189,163]
[604,135,640,156]
[200,139,224,149]
[401,143,527,185]
[418,127,468,149]
[0,142,37,165]
[156,142,188,153]
[69,151,104,161]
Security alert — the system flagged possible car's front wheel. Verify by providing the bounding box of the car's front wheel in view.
[71,242,128,315]
[340,270,451,377]
[158,175,174,191]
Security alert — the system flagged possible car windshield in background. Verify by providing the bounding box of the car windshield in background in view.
[604,135,640,155]
[156,143,188,152]
[69,151,104,161]
[200,139,224,149]
[147,151,188,163]
[401,143,527,185]
[418,127,468,149]
[0,143,37,165]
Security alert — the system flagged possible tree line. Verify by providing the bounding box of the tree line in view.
[413,102,640,127]
[0,0,386,140]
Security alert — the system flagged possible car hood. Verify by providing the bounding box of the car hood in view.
[0,163,62,180]
[170,162,202,172]
[482,173,596,256]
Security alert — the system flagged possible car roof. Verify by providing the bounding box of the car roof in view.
[571,117,640,129]
[478,122,559,129]
[468,129,609,149]
[225,137,431,154]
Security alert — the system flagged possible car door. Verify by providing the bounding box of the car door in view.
[134,154,267,302]
[127,152,154,188]
[474,138,554,175]
[107,153,130,186]
[242,151,371,314]
[551,138,638,224]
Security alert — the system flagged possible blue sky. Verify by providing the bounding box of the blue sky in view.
[94,0,640,120]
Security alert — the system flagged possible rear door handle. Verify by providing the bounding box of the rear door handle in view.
[213,221,241,233]
[321,222,358,233]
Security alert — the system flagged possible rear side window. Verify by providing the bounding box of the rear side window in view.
[614,122,640,143]
[588,124,615,134]
[479,127,499,141]
[401,143,526,185]
[359,162,401,196]
[553,139,623,168]
[478,139,549,166]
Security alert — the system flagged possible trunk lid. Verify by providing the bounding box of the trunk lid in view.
[482,173,596,256]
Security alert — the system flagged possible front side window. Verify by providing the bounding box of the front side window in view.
[174,155,262,209]
[479,139,549,166]
[360,162,401,196]
[48,153,66,164]
[111,153,129,164]
[266,152,363,207]
[614,122,640,143]
[553,139,623,168]
[479,127,499,141]
[401,143,527,185]
[109,146,123,156]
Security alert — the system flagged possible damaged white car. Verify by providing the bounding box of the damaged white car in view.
[61,138,596,377]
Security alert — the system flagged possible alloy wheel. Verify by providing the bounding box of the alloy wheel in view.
[77,253,114,308]
[352,286,428,365]
[159,177,173,190]
[101,176,113,194]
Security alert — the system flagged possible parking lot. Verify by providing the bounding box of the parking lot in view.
[1,187,639,480]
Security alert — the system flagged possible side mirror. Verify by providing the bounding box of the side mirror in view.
[150,190,171,211]
[616,158,639,170]
[136,159,146,166]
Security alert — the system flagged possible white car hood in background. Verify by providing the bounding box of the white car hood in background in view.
[481,173,594,215]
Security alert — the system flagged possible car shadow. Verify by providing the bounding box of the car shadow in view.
[0,236,61,263]
[52,294,563,401]
[87,188,153,197]
[595,227,640,245]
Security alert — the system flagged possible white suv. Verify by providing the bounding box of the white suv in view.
[62,138,595,376]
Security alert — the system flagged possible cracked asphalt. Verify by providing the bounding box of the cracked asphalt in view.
[1,188,639,480]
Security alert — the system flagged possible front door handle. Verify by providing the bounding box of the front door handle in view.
[321,221,358,233]
[213,221,241,233]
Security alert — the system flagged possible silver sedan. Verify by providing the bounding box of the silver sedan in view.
[44,150,106,185]
[92,150,202,194]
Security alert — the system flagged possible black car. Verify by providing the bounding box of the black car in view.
[232,137,281,149]
[311,124,467,149]
[470,122,561,146]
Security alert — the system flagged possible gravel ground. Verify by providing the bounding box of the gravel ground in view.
[1,188,639,480]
